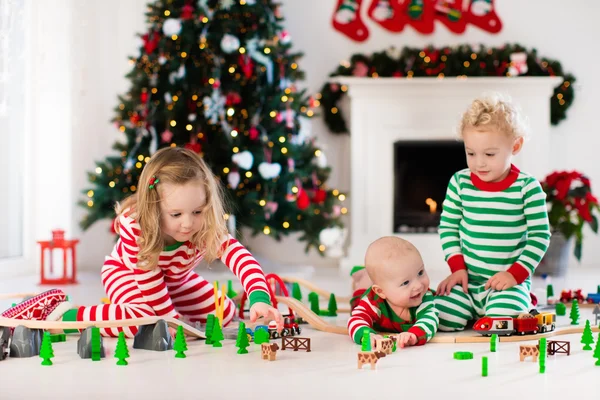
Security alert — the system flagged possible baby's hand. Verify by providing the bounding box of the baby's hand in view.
[396,332,417,348]
[485,271,517,291]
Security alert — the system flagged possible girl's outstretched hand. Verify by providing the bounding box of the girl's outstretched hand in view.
[250,302,284,332]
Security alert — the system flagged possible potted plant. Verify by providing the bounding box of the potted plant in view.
[536,171,600,276]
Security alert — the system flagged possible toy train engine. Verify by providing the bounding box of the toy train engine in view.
[267,315,302,339]
[473,311,556,336]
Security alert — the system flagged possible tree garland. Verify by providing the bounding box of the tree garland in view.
[318,43,576,134]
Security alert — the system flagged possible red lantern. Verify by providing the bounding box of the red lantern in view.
[37,229,79,285]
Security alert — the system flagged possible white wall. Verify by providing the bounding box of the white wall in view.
[21,0,600,276]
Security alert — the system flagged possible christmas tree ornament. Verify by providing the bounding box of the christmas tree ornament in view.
[232,151,254,170]
[246,38,274,83]
[162,18,182,36]
[509,52,528,76]
[258,162,282,179]
[279,30,291,45]
[161,129,174,143]
[220,0,235,10]
[332,0,369,42]
[203,87,226,124]
[221,34,240,53]
[227,170,241,188]
[181,4,194,20]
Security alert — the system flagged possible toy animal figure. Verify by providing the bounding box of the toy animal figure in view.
[261,342,280,361]
[375,337,396,355]
[357,351,386,370]
[519,344,539,362]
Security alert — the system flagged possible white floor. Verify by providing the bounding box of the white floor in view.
[1,263,599,399]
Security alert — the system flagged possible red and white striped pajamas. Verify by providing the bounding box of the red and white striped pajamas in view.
[72,211,272,338]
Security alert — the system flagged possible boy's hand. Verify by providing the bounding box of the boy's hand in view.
[250,302,284,332]
[396,332,417,348]
[436,269,468,296]
[485,272,517,291]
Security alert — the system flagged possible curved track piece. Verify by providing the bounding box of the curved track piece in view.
[0,293,39,301]
[0,316,206,339]
[496,325,599,342]
[275,296,348,335]
[280,276,351,304]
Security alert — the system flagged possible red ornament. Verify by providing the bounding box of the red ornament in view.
[181,4,194,20]
[185,142,202,153]
[140,92,149,104]
[130,113,140,125]
[142,31,160,54]
[238,54,254,79]
[249,126,259,140]
[296,189,310,210]
[312,189,327,204]
[226,92,242,106]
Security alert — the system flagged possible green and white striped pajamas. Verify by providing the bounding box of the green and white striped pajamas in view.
[434,165,551,331]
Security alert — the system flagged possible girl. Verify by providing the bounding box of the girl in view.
[3,147,283,337]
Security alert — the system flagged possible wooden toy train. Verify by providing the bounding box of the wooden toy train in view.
[473,309,556,336]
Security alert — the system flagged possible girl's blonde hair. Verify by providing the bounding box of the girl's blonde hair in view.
[458,93,529,139]
[114,147,230,270]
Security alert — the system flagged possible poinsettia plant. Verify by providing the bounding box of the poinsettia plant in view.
[541,171,600,260]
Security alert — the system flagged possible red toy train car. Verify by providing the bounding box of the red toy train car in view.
[473,310,556,336]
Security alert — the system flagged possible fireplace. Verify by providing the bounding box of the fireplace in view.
[332,76,564,276]
[394,140,467,233]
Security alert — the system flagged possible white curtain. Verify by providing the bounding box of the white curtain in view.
[0,0,26,259]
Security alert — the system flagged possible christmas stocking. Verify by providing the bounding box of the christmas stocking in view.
[332,0,369,42]
[367,0,407,33]
[401,0,435,34]
[434,0,467,33]
[467,0,502,33]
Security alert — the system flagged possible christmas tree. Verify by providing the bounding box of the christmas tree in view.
[236,322,249,354]
[546,284,554,299]
[361,329,371,352]
[593,332,600,366]
[292,282,302,301]
[40,331,54,366]
[581,320,594,350]
[211,319,224,347]
[174,325,188,358]
[115,331,130,366]
[570,301,580,325]
[308,291,320,315]
[254,327,269,344]
[78,0,347,255]
[327,293,337,317]
[539,337,546,374]
[91,327,102,361]
[205,314,215,344]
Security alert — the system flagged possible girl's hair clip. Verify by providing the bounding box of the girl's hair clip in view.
[148,176,160,190]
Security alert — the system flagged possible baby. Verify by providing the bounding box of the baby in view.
[347,236,439,348]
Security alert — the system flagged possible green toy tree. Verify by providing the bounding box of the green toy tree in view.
[205,314,215,345]
[581,320,595,350]
[593,332,600,366]
[555,302,567,316]
[547,284,554,299]
[211,319,224,348]
[361,329,371,352]
[91,327,102,361]
[570,301,580,325]
[308,292,320,315]
[327,293,338,317]
[236,322,250,354]
[292,282,302,301]
[539,337,547,374]
[174,325,188,358]
[40,331,54,366]
[78,0,346,255]
[226,280,237,299]
[115,331,130,365]
[254,327,270,344]
[490,334,498,352]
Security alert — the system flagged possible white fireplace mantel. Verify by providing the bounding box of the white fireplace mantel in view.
[331,76,564,276]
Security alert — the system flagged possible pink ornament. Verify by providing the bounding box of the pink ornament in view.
[228,171,240,188]
[161,129,174,143]
[275,113,283,123]
[333,205,341,217]
[249,126,259,140]
[353,61,369,77]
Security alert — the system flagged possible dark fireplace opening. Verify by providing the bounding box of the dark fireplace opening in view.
[393,140,468,233]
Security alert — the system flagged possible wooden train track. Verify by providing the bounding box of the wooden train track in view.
[0,292,38,301]
[280,276,351,304]
[276,295,600,344]
[0,315,206,339]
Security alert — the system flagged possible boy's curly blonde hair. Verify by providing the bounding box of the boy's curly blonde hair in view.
[457,93,529,139]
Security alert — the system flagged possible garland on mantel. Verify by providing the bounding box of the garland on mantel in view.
[318,43,576,134]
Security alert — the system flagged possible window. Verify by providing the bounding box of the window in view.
[0,0,27,260]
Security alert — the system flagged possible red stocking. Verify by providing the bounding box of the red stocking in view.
[433,0,467,34]
[401,0,435,34]
[367,0,407,33]
[332,0,369,42]
[467,0,502,33]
